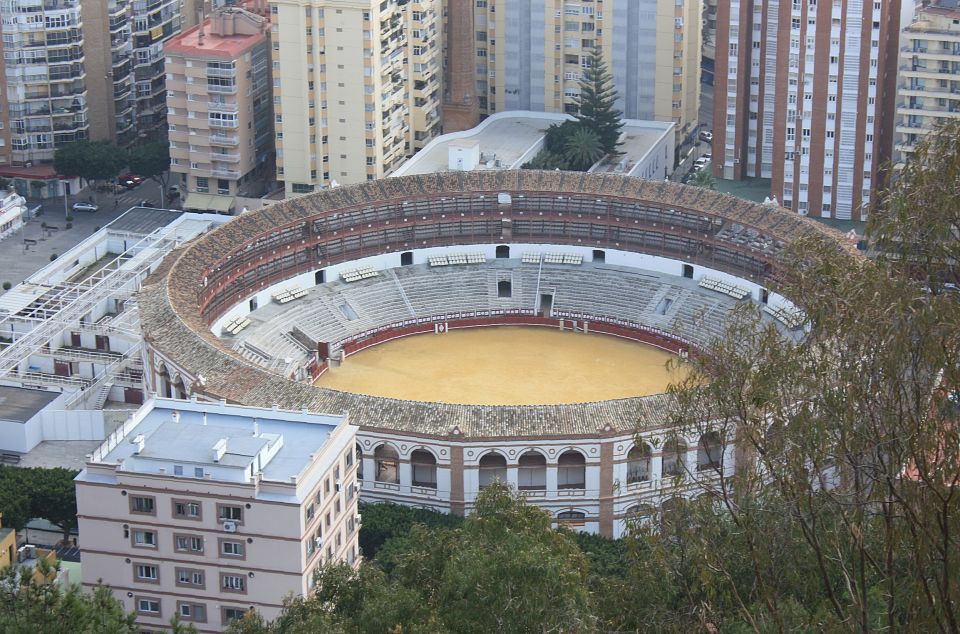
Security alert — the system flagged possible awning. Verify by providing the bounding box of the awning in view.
[182,193,234,214]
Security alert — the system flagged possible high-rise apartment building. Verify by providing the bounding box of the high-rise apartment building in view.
[895,1,960,168]
[83,0,138,146]
[443,0,702,149]
[131,0,184,134]
[76,397,361,631]
[713,0,901,220]
[165,6,273,210]
[269,0,441,195]
[0,0,90,167]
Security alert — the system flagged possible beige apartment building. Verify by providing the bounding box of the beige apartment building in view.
[269,0,442,195]
[442,0,701,151]
[76,397,360,632]
[895,2,960,168]
[165,7,273,211]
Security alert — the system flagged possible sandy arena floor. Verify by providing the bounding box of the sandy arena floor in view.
[314,326,688,405]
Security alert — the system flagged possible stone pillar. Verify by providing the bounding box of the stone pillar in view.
[450,446,465,516]
[598,441,615,537]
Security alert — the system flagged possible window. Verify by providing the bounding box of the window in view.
[557,451,586,489]
[374,445,399,483]
[196,177,209,193]
[217,504,243,523]
[479,452,507,488]
[178,602,207,623]
[173,500,202,520]
[411,450,437,488]
[626,444,652,484]
[134,563,158,582]
[174,534,204,554]
[137,598,161,615]
[130,496,155,515]
[221,573,246,593]
[132,530,157,548]
[697,432,723,471]
[220,539,245,558]
[175,568,204,588]
[517,451,546,490]
[225,607,256,628]
[661,438,687,477]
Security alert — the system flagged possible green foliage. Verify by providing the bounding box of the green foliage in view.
[564,126,604,171]
[357,501,463,559]
[127,141,172,205]
[2,282,11,291]
[687,169,717,189]
[53,141,126,185]
[0,466,79,542]
[574,49,624,155]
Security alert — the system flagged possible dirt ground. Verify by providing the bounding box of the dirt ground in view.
[315,326,688,405]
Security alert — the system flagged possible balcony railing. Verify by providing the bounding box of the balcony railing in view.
[211,168,240,179]
[209,119,238,129]
[207,84,237,94]
[207,101,239,113]
[209,134,239,146]
[210,152,240,163]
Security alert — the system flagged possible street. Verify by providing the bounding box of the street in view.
[0,178,167,289]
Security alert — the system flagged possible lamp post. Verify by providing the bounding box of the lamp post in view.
[62,180,69,219]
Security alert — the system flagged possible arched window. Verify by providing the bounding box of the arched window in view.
[626,444,651,484]
[497,280,512,298]
[517,451,546,490]
[660,496,685,533]
[556,510,586,526]
[172,376,187,400]
[355,443,364,480]
[697,432,723,471]
[661,438,687,477]
[557,450,585,489]
[624,504,656,527]
[410,449,437,489]
[374,444,399,483]
[479,452,507,489]
[495,245,510,259]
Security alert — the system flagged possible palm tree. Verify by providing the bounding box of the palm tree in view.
[687,170,717,190]
[564,126,605,171]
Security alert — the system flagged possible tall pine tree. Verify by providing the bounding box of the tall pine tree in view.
[575,49,624,155]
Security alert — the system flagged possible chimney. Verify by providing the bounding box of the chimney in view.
[252,418,259,436]
[198,10,206,45]
[202,411,208,426]
[132,434,146,455]
[212,438,228,462]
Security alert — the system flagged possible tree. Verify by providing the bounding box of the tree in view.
[127,141,171,207]
[229,484,595,633]
[0,467,78,543]
[652,121,960,632]
[687,169,717,189]
[564,126,605,171]
[574,48,624,155]
[53,141,126,191]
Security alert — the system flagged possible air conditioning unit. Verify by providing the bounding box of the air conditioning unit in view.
[314,537,323,547]
[222,521,237,533]
[355,514,362,527]
[335,480,342,492]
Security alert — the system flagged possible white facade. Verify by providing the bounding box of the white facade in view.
[0,188,27,240]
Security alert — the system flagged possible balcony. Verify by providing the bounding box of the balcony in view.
[209,119,238,129]
[209,134,239,147]
[211,167,240,179]
[210,152,240,163]
[207,101,239,113]
[207,84,237,94]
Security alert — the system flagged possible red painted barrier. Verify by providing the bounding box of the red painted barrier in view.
[333,314,693,361]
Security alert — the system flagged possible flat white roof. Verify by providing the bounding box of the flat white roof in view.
[82,398,349,486]
[393,110,674,178]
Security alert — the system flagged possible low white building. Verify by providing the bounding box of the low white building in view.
[392,110,675,181]
[0,188,27,242]
[75,397,360,631]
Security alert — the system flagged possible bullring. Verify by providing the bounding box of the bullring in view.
[139,170,855,537]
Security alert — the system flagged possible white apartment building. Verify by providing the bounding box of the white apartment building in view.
[76,397,360,632]
[269,0,442,195]
[0,0,90,167]
[713,0,902,220]
[443,0,701,152]
[895,2,960,167]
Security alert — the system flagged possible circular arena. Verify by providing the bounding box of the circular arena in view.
[139,170,855,537]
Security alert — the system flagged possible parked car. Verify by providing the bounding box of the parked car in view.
[699,130,713,143]
[72,202,99,213]
[702,153,712,161]
[137,200,156,208]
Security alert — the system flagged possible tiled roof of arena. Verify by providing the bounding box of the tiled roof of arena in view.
[139,171,858,439]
